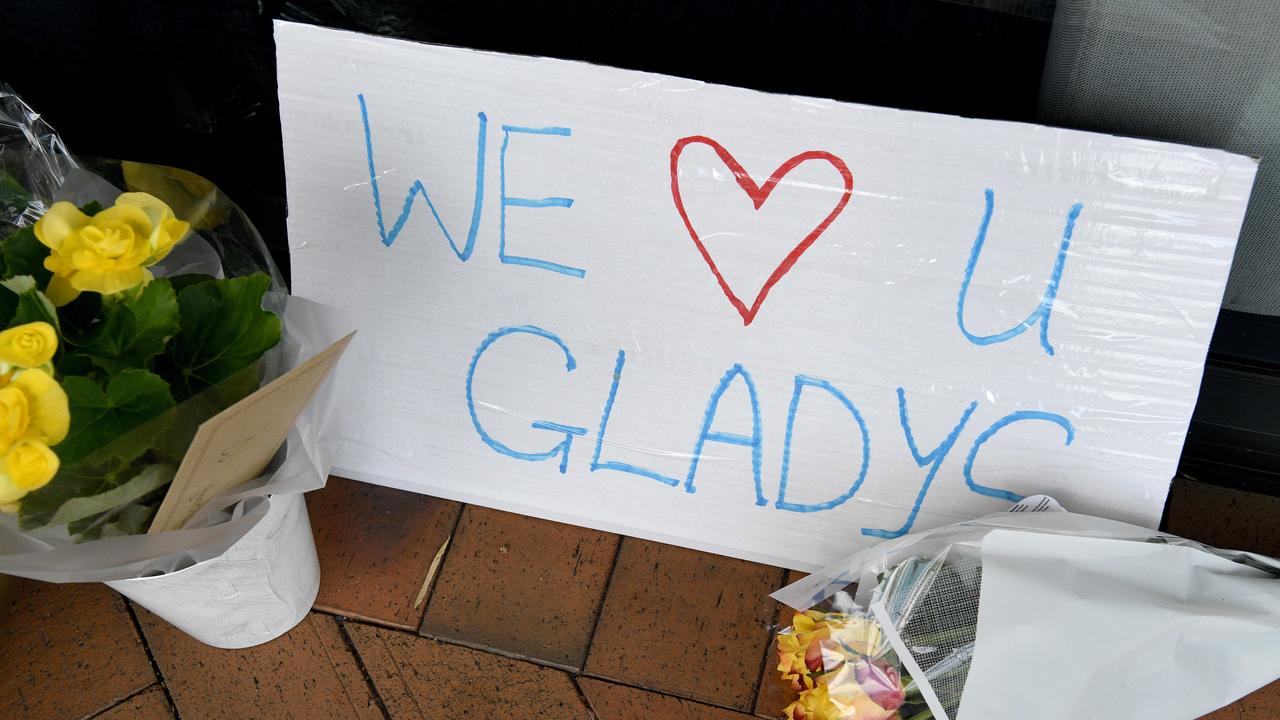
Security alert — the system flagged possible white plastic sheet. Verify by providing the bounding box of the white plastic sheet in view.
[959,531,1280,720]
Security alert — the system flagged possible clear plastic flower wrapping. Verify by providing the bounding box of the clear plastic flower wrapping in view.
[0,84,354,581]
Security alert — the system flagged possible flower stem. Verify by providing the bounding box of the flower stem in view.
[903,708,934,720]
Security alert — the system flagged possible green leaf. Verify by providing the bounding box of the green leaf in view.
[76,279,179,375]
[1,224,52,288]
[56,370,176,466]
[67,513,104,541]
[0,272,14,325]
[55,352,97,378]
[153,359,262,465]
[0,227,25,323]
[160,273,281,400]
[17,456,135,530]
[0,275,60,331]
[48,464,175,526]
[79,200,103,216]
[100,502,158,538]
[0,170,32,223]
[165,273,215,295]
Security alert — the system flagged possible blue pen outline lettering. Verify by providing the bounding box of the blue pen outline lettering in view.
[964,410,1075,502]
[775,375,870,513]
[357,94,486,255]
[465,326,585,473]
[499,124,584,277]
[684,365,765,505]
[590,350,680,486]
[956,188,1084,356]
[862,388,977,537]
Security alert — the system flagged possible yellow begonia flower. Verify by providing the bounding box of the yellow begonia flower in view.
[0,368,68,509]
[0,368,69,454]
[33,192,191,306]
[122,161,228,230]
[0,322,58,370]
[2,440,59,494]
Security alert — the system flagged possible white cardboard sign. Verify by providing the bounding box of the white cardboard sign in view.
[276,21,1256,569]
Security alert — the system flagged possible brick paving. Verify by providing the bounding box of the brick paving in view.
[2,475,1279,719]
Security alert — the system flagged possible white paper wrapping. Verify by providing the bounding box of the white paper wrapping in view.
[959,531,1280,720]
[106,491,318,648]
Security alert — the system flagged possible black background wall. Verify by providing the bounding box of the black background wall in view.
[0,0,1054,278]
[4,0,1275,497]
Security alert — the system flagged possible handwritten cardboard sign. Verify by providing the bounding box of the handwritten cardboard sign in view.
[276,21,1257,569]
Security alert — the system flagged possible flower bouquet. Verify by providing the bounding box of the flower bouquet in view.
[776,609,930,720]
[0,190,281,534]
[770,496,1280,720]
[0,86,354,647]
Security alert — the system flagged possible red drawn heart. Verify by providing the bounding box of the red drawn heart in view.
[670,136,854,325]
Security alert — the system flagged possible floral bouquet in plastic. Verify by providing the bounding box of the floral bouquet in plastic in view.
[0,87,283,540]
[771,496,1280,720]
[775,608,930,720]
[0,84,354,648]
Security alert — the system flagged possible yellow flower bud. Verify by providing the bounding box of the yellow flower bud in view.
[122,161,228,230]
[4,440,58,492]
[33,192,191,306]
[0,322,58,369]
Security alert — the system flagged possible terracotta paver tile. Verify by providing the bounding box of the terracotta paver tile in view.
[1166,477,1280,556]
[755,652,795,716]
[309,475,462,628]
[580,677,758,719]
[0,579,155,720]
[94,687,175,720]
[755,571,809,718]
[136,609,382,720]
[419,505,619,668]
[585,539,786,710]
[346,621,590,718]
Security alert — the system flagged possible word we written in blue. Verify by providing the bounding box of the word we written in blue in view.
[359,95,1083,538]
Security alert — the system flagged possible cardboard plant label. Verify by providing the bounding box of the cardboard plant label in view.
[276,21,1256,569]
[149,334,354,533]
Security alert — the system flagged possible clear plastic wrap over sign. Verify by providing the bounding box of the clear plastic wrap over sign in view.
[277,22,1257,570]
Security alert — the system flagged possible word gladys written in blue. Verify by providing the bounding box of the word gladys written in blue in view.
[358,95,1086,356]
[466,326,1075,539]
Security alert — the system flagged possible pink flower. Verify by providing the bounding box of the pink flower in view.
[853,659,906,712]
